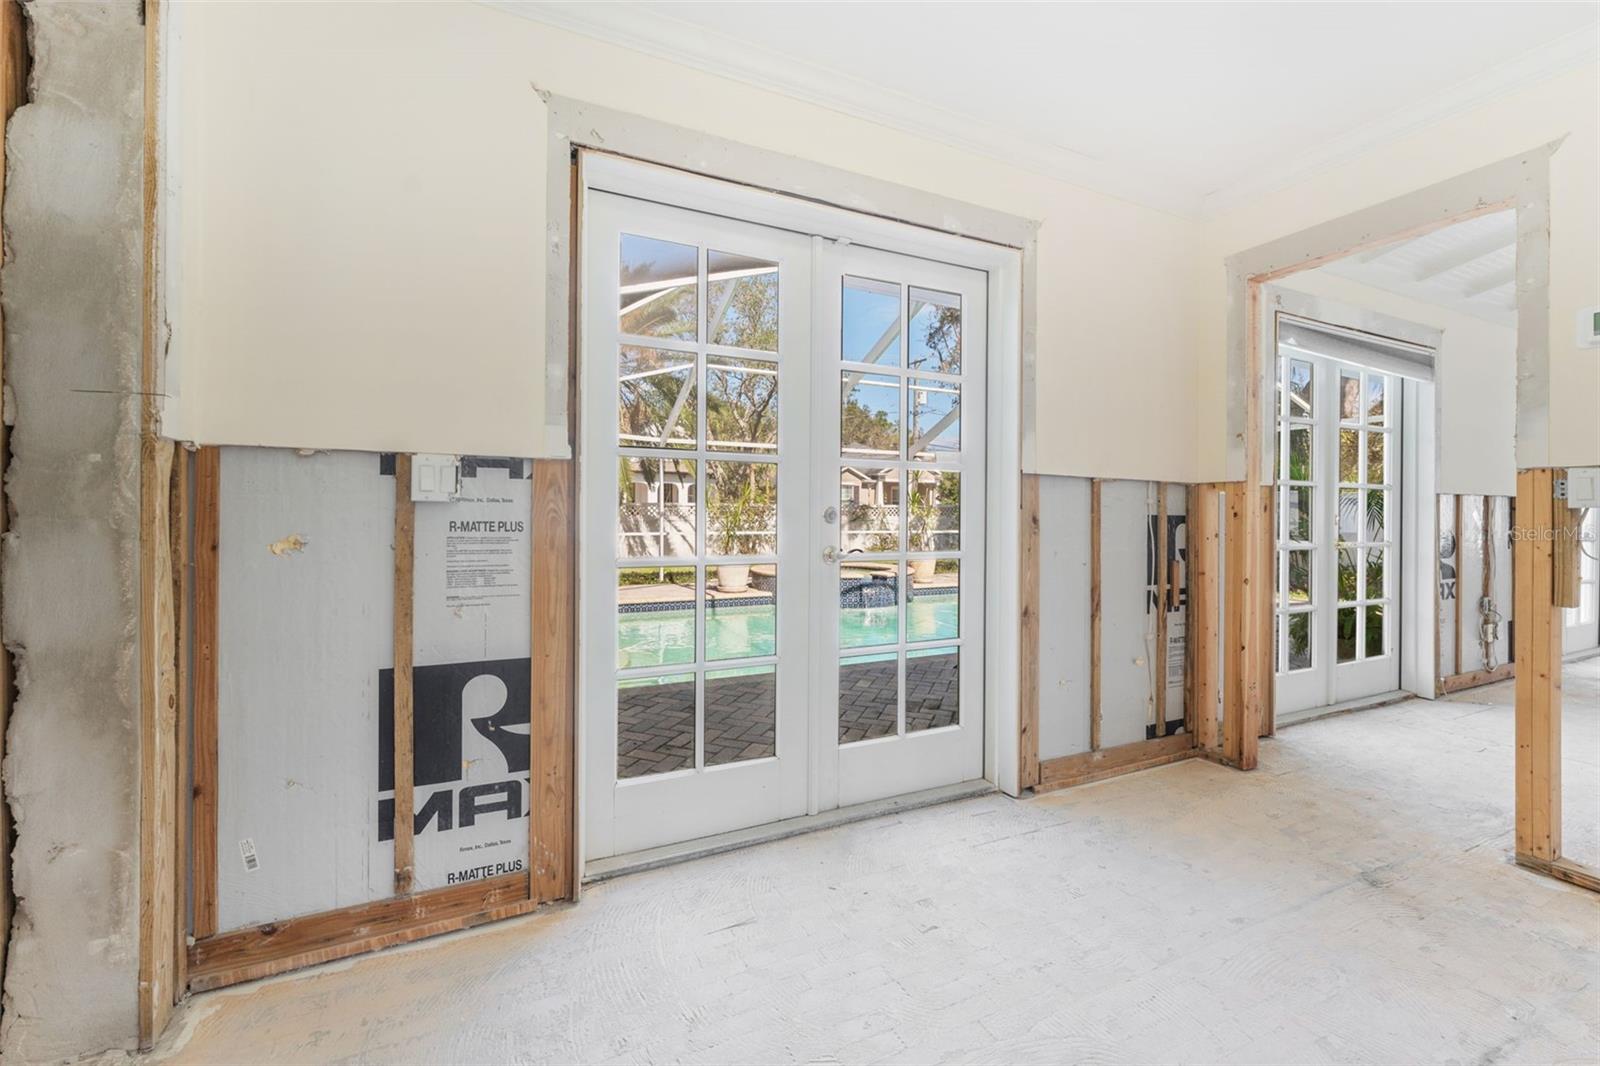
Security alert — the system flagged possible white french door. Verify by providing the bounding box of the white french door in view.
[813,244,987,810]
[581,190,988,863]
[1274,335,1404,715]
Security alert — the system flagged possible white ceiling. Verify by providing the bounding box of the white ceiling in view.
[1317,210,1519,328]
[502,1,1598,218]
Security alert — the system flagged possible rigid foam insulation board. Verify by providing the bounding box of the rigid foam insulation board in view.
[1442,494,1513,677]
[1038,479,1188,759]
[398,457,531,892]
[1037,476,1092,760]
[216,448,395,931]
[216,449,533,932]
[1437,496,1458,679]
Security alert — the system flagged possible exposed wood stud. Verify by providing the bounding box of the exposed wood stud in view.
[192,447,221,939]
[1223,483,1246,765]
[1154,484,1168,738]
[392,454,416,896]
[1188,485,1221,753]
[1018,474,1041,789]
[530,458,576,903]
[1089,478,1102,753]
[1553,475,1581,609]
[171,449,191,999]
[1513,468,1561,864]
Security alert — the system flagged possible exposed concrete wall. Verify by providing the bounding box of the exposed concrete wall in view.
[0,1,144,1059]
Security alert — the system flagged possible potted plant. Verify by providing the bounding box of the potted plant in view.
[908,486,938,584]
[711,479,764,592]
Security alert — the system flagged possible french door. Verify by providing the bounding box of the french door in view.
[1565,509,1600,655]
[1274,339,1403,715]
[581,191,987,862]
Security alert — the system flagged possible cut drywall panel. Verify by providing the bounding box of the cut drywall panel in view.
[1099,482,1189,749]
[1037,476,1091,760]
[396,459,532,891]
[216,448,395,931]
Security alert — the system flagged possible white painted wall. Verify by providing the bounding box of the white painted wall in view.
[1196,62,1600,478]
[1275,269,1517,497]
[162,0,1201,482]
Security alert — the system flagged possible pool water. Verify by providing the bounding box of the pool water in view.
[617,596,958,669]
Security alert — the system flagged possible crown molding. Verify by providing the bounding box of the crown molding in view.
[488,2,1597,222]
[1196,26,1598,218]
[485,0,1200,218]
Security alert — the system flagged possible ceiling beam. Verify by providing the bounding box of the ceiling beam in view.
[1461,264,1516,299]
[1413,229,1516,282]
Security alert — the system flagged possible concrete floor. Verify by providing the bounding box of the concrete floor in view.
[142,664,1599,1065]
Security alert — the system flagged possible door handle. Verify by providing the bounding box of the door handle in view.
[822,546,839,565]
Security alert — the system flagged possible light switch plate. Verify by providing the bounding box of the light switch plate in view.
[411,453,459,502]
[1562,467,1600,508]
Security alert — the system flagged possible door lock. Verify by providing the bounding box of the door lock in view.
[822,545,839,565]
[822,506,838,524]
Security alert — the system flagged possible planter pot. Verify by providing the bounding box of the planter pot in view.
[716,563,752,593]
[910,558,937,584]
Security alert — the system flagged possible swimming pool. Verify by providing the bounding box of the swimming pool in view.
[617,594,959,668]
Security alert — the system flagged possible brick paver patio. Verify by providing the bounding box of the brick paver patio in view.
[618,652,959,777]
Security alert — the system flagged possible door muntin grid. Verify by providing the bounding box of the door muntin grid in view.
[614,233,784,781]
[836,276,966,745]
[1276,354,1317,673]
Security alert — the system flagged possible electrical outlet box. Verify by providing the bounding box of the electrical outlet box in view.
[411,453,460,502]
[1562,467,1600,508]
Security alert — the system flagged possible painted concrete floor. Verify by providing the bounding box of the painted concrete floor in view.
[142,664,1600,1065]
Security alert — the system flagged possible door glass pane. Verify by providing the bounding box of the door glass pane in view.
[704,666,777,766]
[907,378,960,461]
[1365,548,1386,600]
[841,372,901,461]
[620,234,697,341]
[1287,613,1312,670]
[1365,489,1386,541]
[1337,607,1357,663]
[707,251,778,352]
[1286,486,1312,543]
[1340,429,1360,483]
[839,654,898,743]
[1366,376,1386,426]
[907,286,961,373]
[618,458,697,559]
[617,673,696,779]
[1337,489,1360,542]
[908,559,959,642]
[1339,371,1361,421]
[1366,431,1385,484]
[910,471,960,552]
[706,461,776,556]
[617,567,695,669]
[1287,550,1312,606]
[840,560,900,650]
[906,647,959,732]
[1338,547,1357,603]
[1287,359,1313,416]
[706,355,778,454]
[842,276,901,367]
[707,565,776,661]
[1364,605,1385,658]
[840,468,901,553]
[618,346,696,450]
[1288,427,1312,481]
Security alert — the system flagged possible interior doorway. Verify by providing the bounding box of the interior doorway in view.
[579,174,994,866]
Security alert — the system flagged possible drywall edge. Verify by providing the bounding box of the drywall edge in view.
[540,93,1041,470]
[1224,143,1557,483]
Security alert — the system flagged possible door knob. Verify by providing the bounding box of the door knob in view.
[822,546,839,565]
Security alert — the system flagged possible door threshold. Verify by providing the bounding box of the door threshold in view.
[1276,689,1411,729]
[584,779,995,884]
